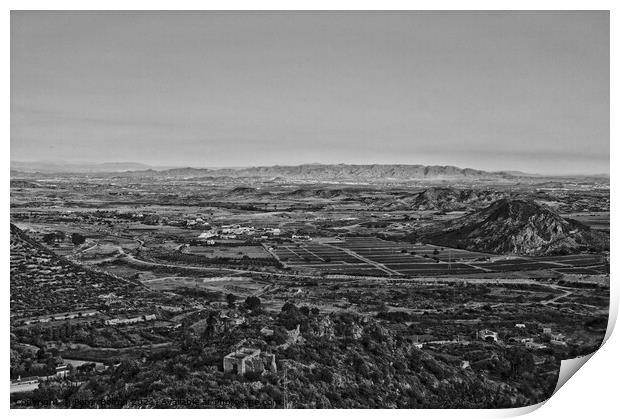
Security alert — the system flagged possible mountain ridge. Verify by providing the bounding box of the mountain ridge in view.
[10,162,610,183]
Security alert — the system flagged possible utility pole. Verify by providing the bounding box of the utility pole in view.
[283,366,289,409]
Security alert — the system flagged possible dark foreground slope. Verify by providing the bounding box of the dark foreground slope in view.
[15,306,561,408]
[414,199,609,256]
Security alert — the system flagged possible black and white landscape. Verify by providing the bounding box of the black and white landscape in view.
[10,11,609,409]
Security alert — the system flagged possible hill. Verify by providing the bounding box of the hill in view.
[411,187,506,211]
[413,199,609,255]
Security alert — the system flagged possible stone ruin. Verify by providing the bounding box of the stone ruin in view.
[223,347,277,376]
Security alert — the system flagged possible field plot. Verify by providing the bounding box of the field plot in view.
[270,242,390,276]
[471,260,561,272]
[272,243,359,264]
[465,254,608,274]
[185,245,271,259]
[333,237,488,276]
[529,254,609,274]
[565,212,610,232]
[275,237,610,278]
[400,245,492,262]
[145,275,265,299]
[337,237,491,260]
[530,254,606,265]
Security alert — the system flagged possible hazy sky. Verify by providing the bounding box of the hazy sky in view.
[11,11,609,174]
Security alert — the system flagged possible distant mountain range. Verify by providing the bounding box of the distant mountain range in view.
[196,164,515,181]
[11,161,157,173]
[10,162,609,183]
[413,199,609,255]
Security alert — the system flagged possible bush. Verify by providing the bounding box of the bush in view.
[245,296,261,310]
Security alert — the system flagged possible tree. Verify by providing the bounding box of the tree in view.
[272,326,289,345]
[42,231,64,245]
[226,293,237,308]
[244,296,261,311]
[36,347,47,361]
[71,232,86,246]
[281,301,298,313]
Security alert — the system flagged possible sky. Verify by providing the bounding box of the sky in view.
[11,11,609,175]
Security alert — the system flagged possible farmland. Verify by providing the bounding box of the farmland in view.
[269,236,608,278]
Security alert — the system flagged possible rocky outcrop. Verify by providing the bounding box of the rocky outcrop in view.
[414,199,609,255]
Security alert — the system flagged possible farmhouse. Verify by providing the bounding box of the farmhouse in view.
[260,327,274,337]
[478,329,499,342]
[525,341,547,350]
[156,305,184,313]
[54,364,69,378]
[198,231,218,239]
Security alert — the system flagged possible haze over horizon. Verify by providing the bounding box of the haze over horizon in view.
[11,11,609,175]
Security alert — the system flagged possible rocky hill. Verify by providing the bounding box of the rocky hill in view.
[413,199,609,255]
[411,187,507,211]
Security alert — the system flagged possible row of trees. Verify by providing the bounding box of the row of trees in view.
[41,232,85,246]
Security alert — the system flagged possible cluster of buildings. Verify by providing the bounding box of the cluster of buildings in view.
[477,324,567,349]
[104,314,156,326]
[196,225,282,242]
[11,361,113,394]
[19,310,99,326]
[17,310,159,328]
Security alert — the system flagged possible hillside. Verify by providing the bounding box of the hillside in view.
[10,224,141,318]
[411,187,506,211]
[22,305,558,408]
[414,199,609,256]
